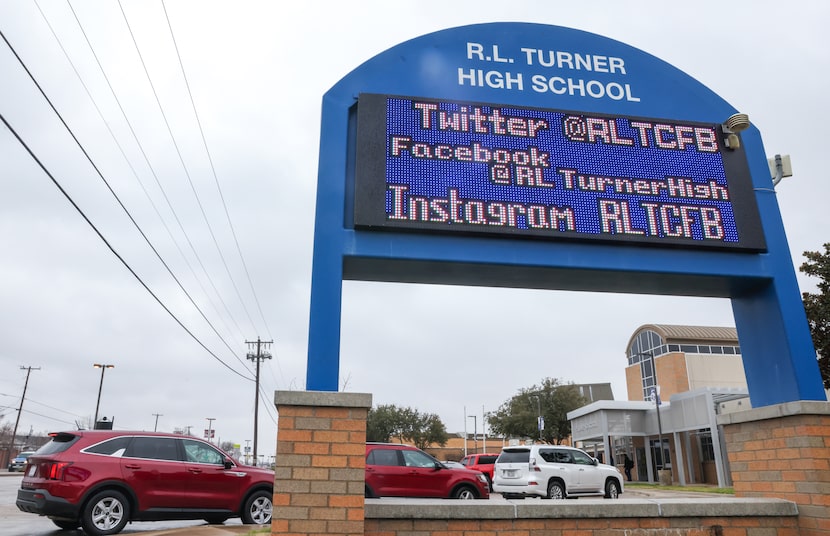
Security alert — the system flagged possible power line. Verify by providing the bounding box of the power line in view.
[0,111,252,381]
[6,13,253,375]
[117,0,260,335]
[64,0,249,345]
[35,0,245,350]
[162,0,273,341]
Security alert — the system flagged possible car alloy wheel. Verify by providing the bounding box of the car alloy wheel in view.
[81,490,129,536]
[242,490,273,524]
[547,480,565,500]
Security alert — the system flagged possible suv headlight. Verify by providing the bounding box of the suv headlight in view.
[476,474,487,484]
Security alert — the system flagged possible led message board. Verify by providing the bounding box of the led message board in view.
[355,94,766,251]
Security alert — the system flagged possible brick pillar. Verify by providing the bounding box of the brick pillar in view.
[272,391,371,536]
[719,401,830,536]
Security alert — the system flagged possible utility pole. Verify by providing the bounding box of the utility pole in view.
[152,413,163,432]
[92,363,114,426]
[9,366,40,457]
[246,337,272,462]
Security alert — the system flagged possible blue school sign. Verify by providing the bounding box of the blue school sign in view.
[306,23,825,406]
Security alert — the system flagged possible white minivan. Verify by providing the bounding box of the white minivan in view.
[492,445,623,499]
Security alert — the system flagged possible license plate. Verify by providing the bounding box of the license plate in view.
[502,469,517,478]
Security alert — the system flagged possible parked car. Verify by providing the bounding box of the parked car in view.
[8,450,35,472]
[365,443,489,499]
[459,452,499,487]
[492,445,623,499]
[16,430,274,535]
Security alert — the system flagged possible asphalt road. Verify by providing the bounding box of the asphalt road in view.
[0,472,244,535]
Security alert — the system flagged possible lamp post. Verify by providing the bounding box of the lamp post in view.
[531,395,543,441]
[634,350,671,482]
[93,364,114,427]
[468,415,477,453]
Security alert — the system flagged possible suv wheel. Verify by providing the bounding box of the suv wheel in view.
[241,490,273,524]
[453,485,477,499]
[547,480,565,500]
[604,479,620,499]
[81,490,129,536]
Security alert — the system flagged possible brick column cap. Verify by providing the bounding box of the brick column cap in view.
[718,400,830,426]
[275,390,372,409]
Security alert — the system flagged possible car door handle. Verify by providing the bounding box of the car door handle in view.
[124,464,141,469]
[188,468,203,474]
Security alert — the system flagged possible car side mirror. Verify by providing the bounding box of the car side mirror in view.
[593,458,599,466]
[223,457,234,469]
[434,462,444,470]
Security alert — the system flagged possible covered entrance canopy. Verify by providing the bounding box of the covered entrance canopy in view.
[567,388,749,487]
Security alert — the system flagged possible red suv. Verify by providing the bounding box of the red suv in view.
[16,430,274,535]
[365,443,489,499]
[459,452,499,488]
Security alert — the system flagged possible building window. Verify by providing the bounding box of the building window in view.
[629,330,665,400]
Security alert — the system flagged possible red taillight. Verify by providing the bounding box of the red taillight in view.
[48,462,72,480]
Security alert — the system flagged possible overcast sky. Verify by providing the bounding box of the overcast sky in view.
[1,1,827,459]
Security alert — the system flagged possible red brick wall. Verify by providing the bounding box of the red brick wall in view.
[273,391,372,536]
[365,511,799,536]
[721,402,830,536]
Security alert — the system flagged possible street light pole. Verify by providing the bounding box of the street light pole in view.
[93,364,114,427]
[531,395,542,441]
[635,350,671,480]
[650,386,669,475]
[468,415,477,454]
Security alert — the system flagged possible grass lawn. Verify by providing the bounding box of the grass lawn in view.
[626,482,734,494]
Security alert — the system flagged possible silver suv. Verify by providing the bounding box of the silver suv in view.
[492,445,623,499]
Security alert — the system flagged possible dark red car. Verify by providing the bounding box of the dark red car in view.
[365,443,489,499]
[16,430,274,535]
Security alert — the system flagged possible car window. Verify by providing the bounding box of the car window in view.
[125,437,180,461]
[36,433,80,455]
[85,436,132,456]
[183,439,225,464]
[367,448,400,466]
[478,455,498,465]
[497,449,530,463]
[571,450,595,466]
[401,449,437,468]
[538,449,561,463]
[460,457,470,466]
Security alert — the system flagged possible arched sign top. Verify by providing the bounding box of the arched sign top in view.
[307,22,826,408]
[327,22,736,122]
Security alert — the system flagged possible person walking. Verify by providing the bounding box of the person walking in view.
[623,453,634,481]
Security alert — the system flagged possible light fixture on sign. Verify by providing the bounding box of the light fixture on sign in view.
[722,113,751,150]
